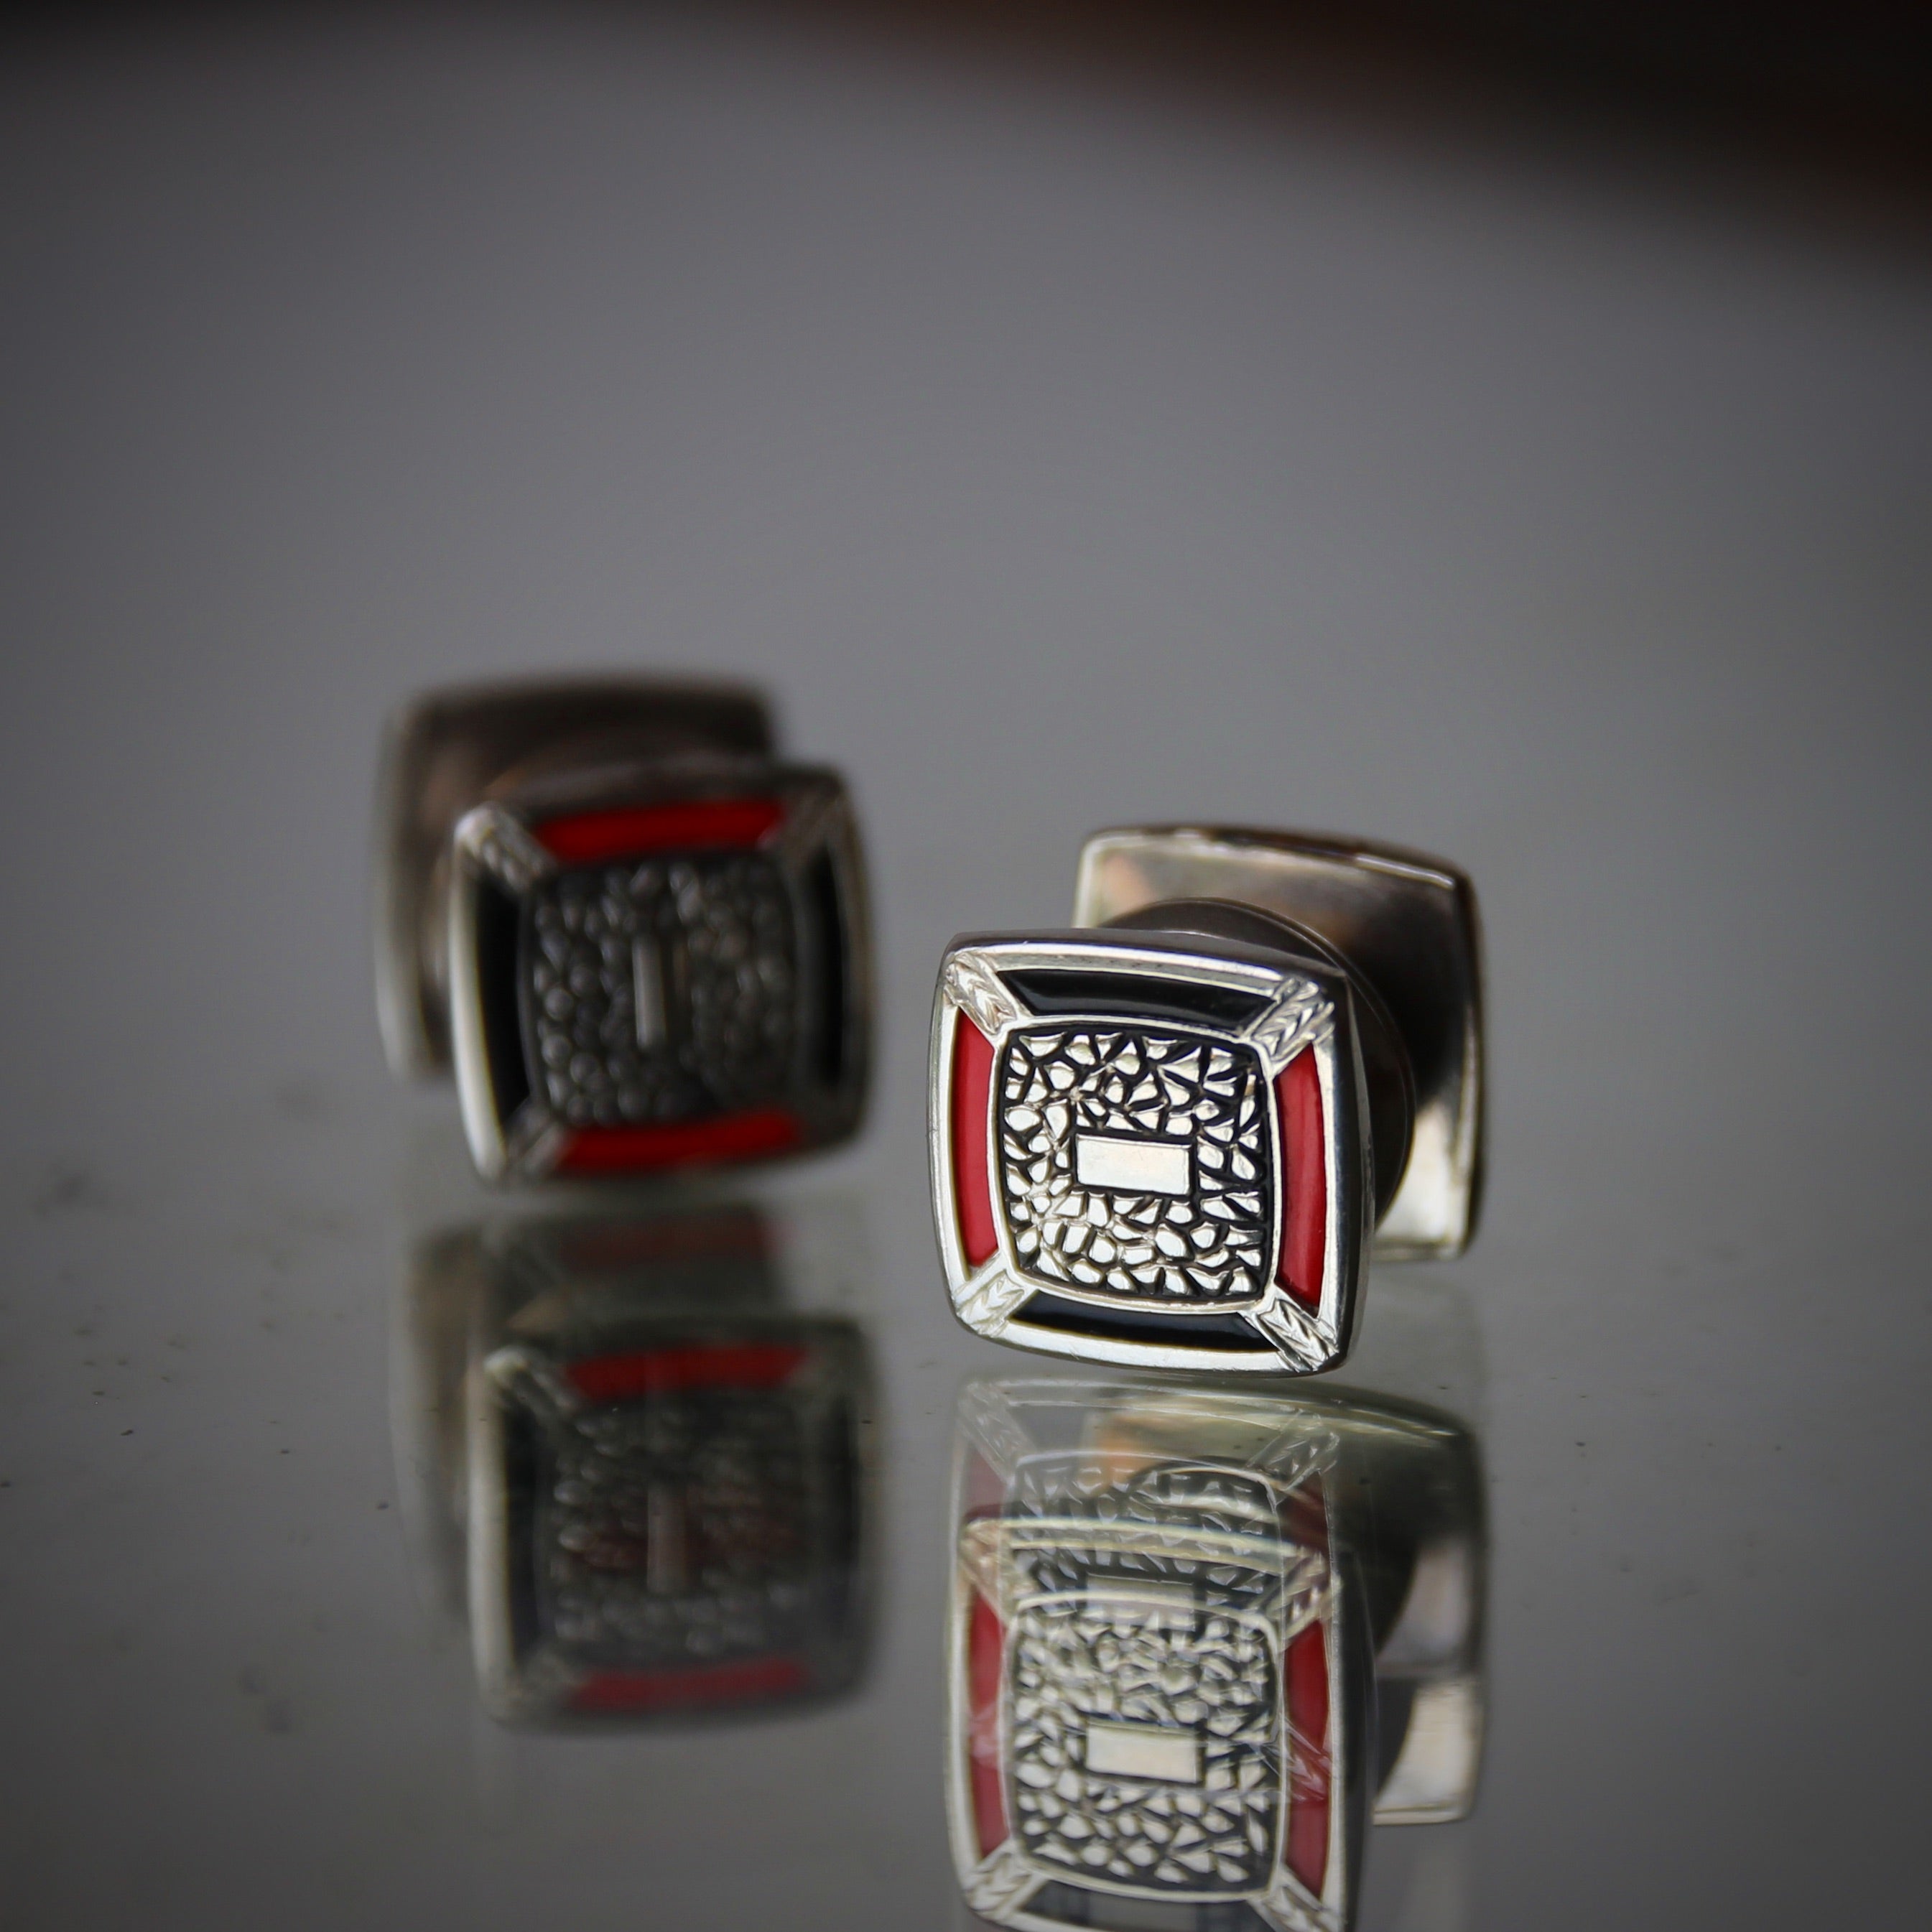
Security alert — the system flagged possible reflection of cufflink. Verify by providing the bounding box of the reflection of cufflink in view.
[401,1204,873,1727]
[374,678,870,1182]
[947,1378,1485,1932]
[929,827,1482,1374]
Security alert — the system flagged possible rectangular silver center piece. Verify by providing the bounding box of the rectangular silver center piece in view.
[631,937,666,1050]
[1074,1134,1191,1197]
[1084,1721,1202,1785]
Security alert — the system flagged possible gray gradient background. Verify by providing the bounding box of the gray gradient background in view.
[1,9,1928,1928]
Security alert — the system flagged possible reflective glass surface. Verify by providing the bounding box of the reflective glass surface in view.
[2,11,1928,1928]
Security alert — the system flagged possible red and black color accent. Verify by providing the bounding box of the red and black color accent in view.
[933,932,1361,1374]
[965,1587,1010,1859]
[1276,1046,1327,1312]
[531,796,786,867]
[944,1378,1485,1932]
[1285,1621,1334,1896]
[454,763,869,1182]
[949,1016,1000,1270]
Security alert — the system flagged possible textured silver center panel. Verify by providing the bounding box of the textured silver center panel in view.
[532,1378,817,1668]
[1010,1592,1282,1894]
[997,1025,1272,1304]
[526,854,796,1126]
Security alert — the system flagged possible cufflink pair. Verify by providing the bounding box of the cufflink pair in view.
[376,679,1485,1378]
[374,678,871,1181]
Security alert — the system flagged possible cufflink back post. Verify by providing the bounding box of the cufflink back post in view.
[375,678,871,1183]
[929,827,1482,1375]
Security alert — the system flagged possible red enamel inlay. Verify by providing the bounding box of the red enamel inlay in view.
[532,797,786,865]
[1286,1622,1332,1895]
[564,1342,807,1403]
[568,1654,807,1714]
[554,1107,801,1174]
[1276,1046,1327,1310]
[950,1017,999,1268]
[967,1589,1008,1854]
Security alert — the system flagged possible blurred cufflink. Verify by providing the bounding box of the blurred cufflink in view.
[400,1204,873,1726]
[374,677,870,1182]
[929,827,1482,1374]
[947,1378,1485,1932]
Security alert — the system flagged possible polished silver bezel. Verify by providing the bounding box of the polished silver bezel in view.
[929,932,1373,1375]
[447,804,565,1184]
[449,762,870,1184]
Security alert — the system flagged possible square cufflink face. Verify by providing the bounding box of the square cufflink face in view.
[1073,829,1483,1260]
[471,1305,871,1727]
[930,931,1373,1374]
[449,761,869,1182]
[947,1380,1365,1932]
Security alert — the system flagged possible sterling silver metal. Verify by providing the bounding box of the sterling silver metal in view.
[928,827,1482,1375]
[944,1378,1486,1932]
[374,677,871,1184]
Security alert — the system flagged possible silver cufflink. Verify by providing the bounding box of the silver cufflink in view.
[929,827,1483,1374]
[947,1378,1485,1932]
[374,677,871,1181]
[401,1204,874,1726]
